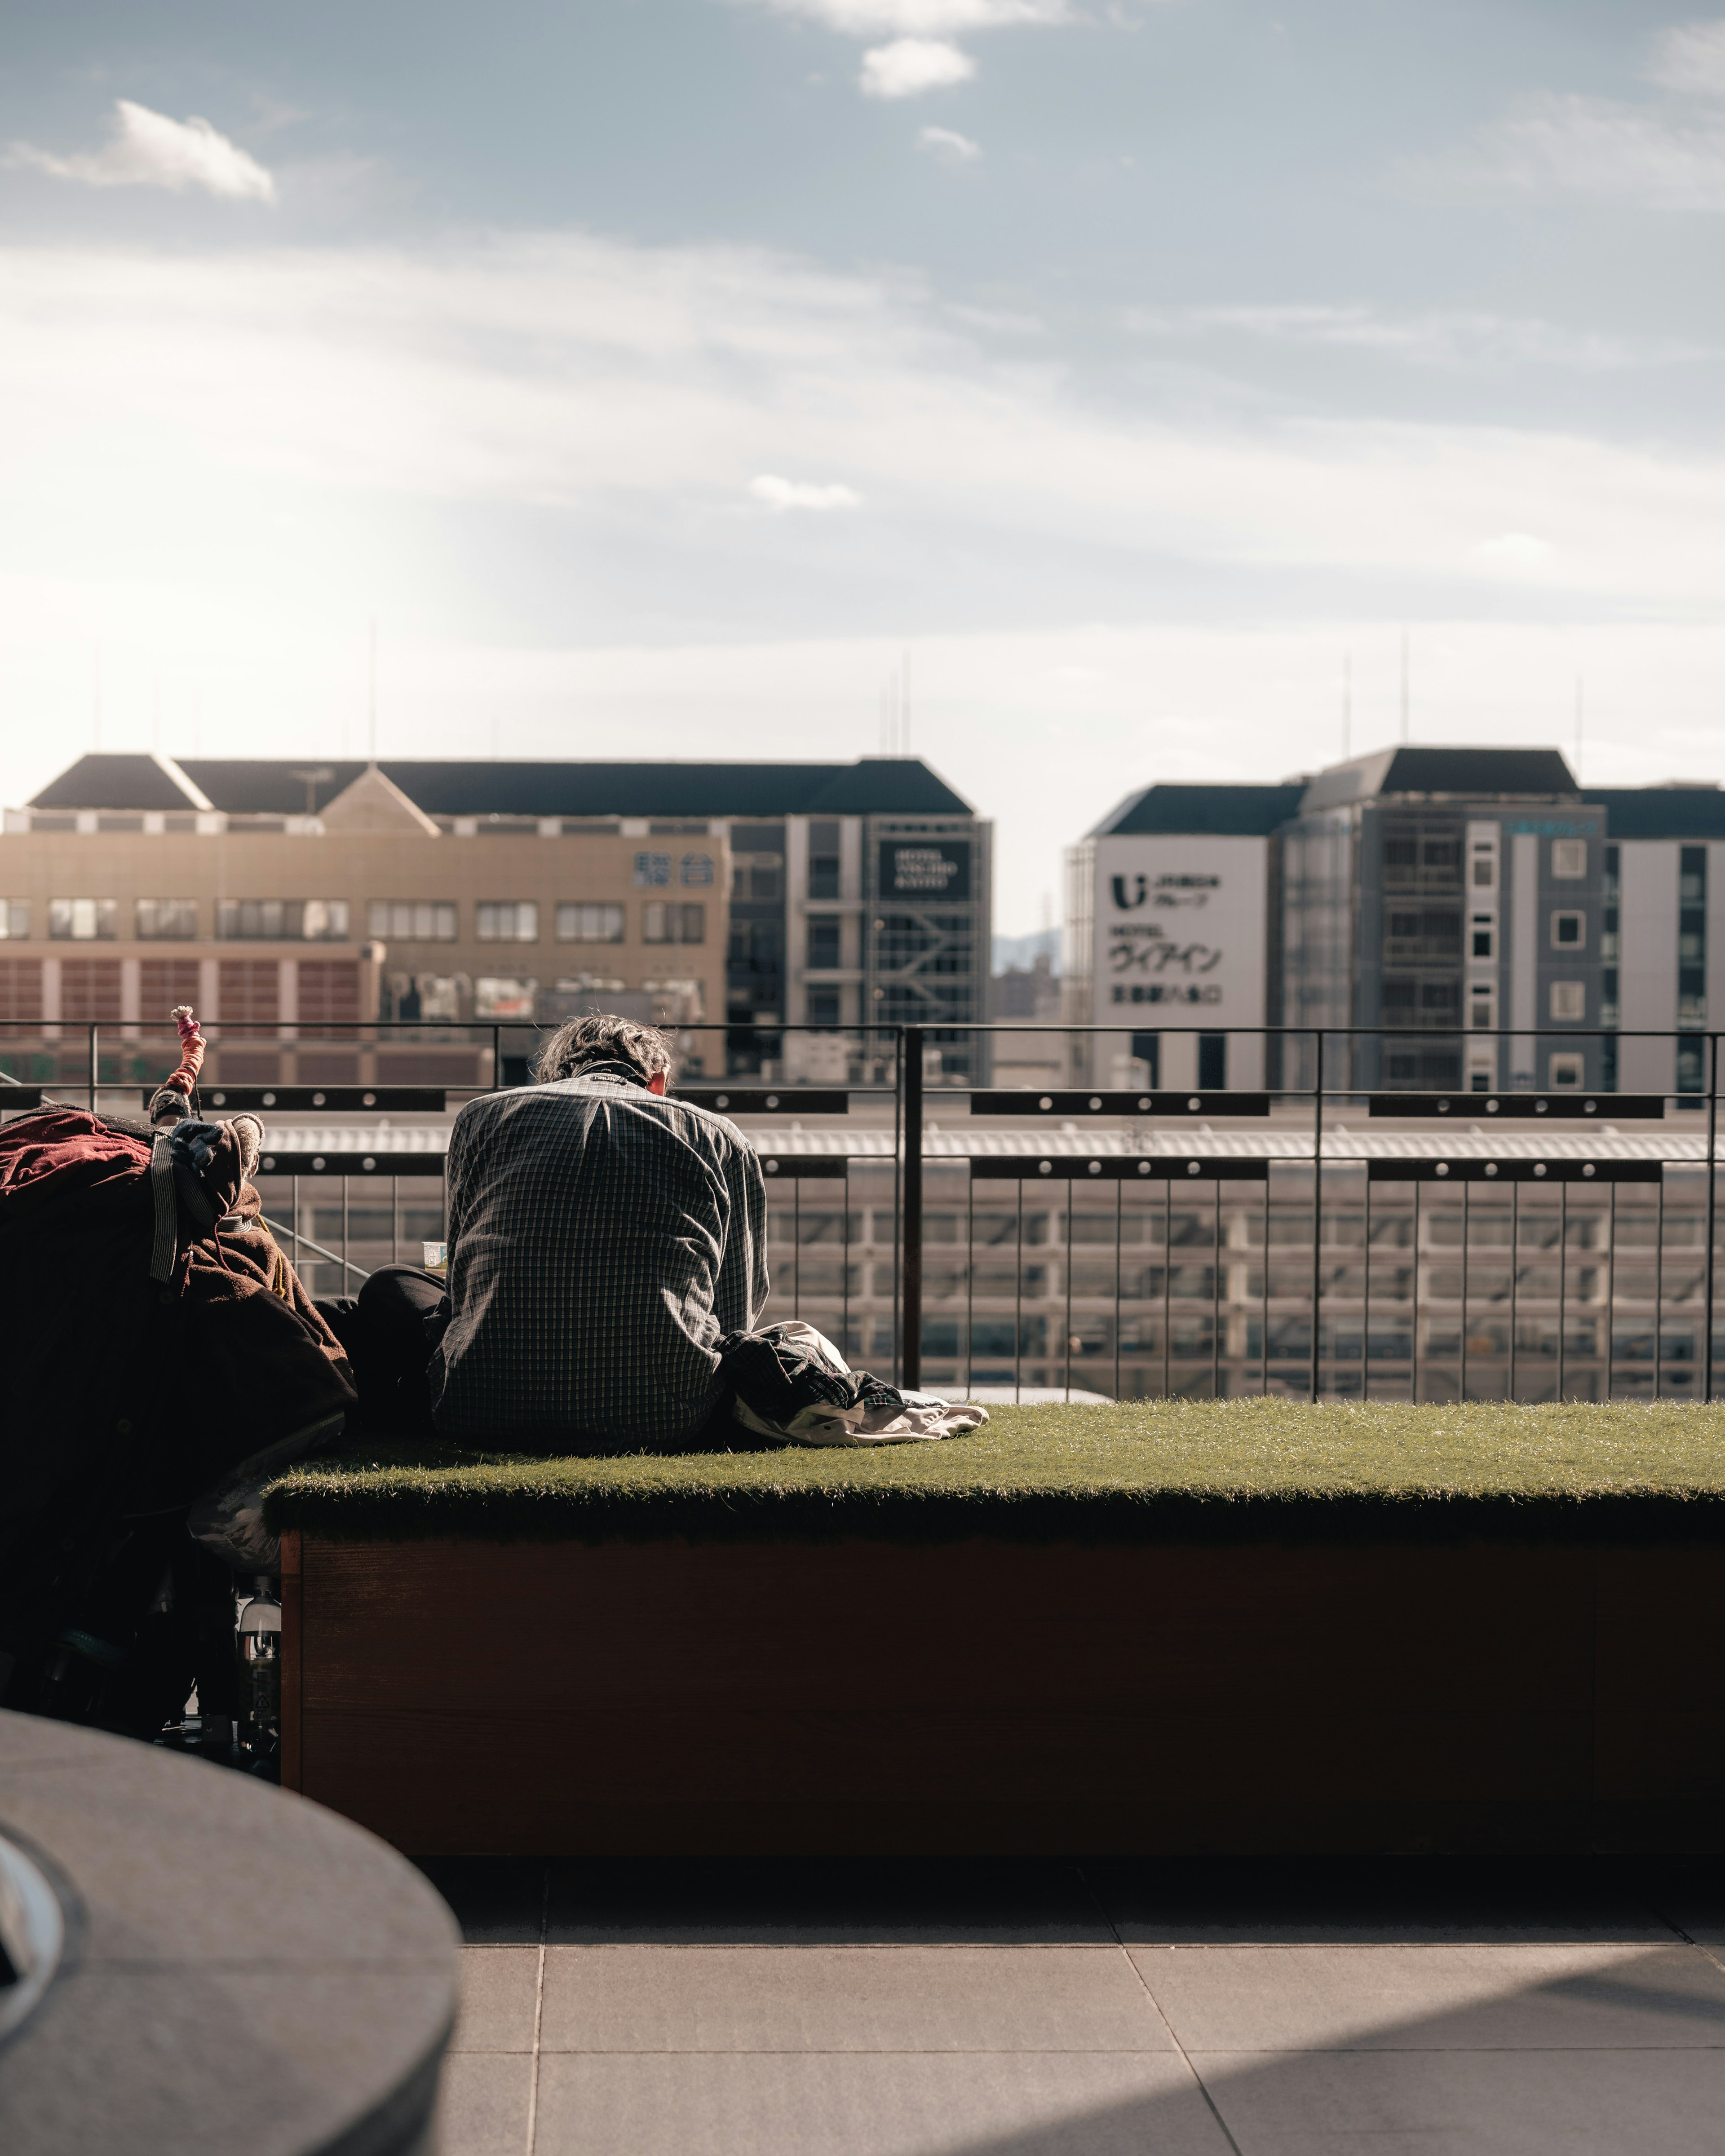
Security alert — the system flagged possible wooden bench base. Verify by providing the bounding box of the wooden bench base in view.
[280,1531,1725,1856]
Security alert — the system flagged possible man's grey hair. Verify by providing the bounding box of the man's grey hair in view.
[534,1012,672,1087]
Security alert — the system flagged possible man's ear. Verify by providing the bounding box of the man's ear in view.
[648,1070,668,1096]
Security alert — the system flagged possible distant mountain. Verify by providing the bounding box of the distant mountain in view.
[992,928,1061,976]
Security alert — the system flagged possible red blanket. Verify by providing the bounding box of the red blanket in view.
[0,1109,354,1654]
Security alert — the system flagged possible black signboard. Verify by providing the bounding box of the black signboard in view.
[879,839,971,903]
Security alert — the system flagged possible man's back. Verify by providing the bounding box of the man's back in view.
[429,1062,767,1447]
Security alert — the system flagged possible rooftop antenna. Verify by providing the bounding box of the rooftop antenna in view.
[291,766,335,817]
[1399,630,1410,745]
[367,616,378,761]
[1342,650,1352,760]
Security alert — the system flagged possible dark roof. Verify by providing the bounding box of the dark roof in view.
[178,760,367,813]
[1374,747,1579,797]
[28,754,211,811]
[1091,783,1309,839]
[1588,786,1725,839]
[1301,746,1580,812]
[29,755,973,818]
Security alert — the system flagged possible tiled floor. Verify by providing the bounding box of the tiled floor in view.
[418,1856,1725,2154]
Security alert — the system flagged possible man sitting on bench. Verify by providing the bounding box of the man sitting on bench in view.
[335,1014,767,1451]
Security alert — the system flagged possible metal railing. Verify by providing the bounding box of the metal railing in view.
[3,1017,1719,1405]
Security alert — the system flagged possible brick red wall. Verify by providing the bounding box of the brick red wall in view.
[218,959,280,1036]
[60,960,122,1024]
[0,959,42,1024]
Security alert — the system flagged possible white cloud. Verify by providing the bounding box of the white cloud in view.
[1130,302,1714,371]
[744,0,1066,34]
[861,37,976,95]
[1460,93,1725,210]
[749,473,863,508]
[1474,532,1557,572]
[9,99,277,203]
[918,124,982,163]
[1648,19,1725,98]
[3,227,1724,623]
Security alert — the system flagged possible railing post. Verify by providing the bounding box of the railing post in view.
[1310,1029,1323,1403]
[902,1025,924,1392]
[1707,1031,1720,1403]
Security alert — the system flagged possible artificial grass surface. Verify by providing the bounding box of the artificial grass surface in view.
[263,1398,1725,1546]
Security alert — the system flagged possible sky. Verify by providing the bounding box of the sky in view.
[3,1,1725,930]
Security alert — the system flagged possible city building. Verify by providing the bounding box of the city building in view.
[1065,781,1304,1089]
[1,751,989,1084]
[987,949,1064,1089]
[1068,748,1725,1095]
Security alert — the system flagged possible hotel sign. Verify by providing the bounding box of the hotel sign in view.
[1091,837,1267,1021]
[879,840,971,902]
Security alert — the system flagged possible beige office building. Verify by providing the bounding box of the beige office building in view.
[0,755,728,1087]
[3,749,989,1089]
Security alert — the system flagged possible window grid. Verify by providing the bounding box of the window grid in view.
[368,901,458,943]
[475,902,539,944]
[556,903,625,944]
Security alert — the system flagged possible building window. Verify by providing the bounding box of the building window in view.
[1681,846,1707,905]
[368,901,458,943]
[807,987,842,1026]
[807,918,842,969]
[732,854,783,901]
[556,903,625,943]
[60,959,122,1021]
[1471,848,1495,888]
[680,853,714,887]
[297,959,361,1025]
[1603,844,1620,903]
[809,821,842,901]
[1600,969,1619,1028]
[1470,919,1493,959]
[474,976,538,1018]
[1551,911,1585,949]
[475,902,538,943]
[0,958,43,1023]
[140,959,200,1019]
[216,900,348,941]
[1470,985,1494,1029]
[1679,968,1706,1026]
[1550,981,1586,1022]
[632,853,672,888]
[49,899,117,941]
[1548,1052,1584,1088]
[1677,1035,1706,1095]
[0,902,30,940]
[217,958,280,1030]
[1552,839,1587,879]
[643,902,704,945]
[135,899,197,940]
[1601,907,1619,962]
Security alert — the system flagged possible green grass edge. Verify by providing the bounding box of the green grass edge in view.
[262,1399,1725,1546]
